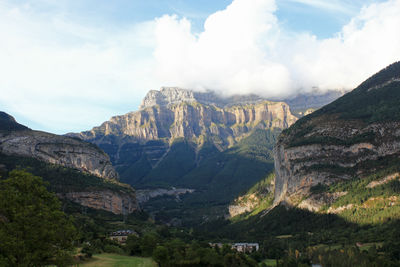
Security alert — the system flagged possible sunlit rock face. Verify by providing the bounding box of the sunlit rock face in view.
[70,87,298,169]
[0,130,118,180]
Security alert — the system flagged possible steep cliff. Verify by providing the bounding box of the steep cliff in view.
[274,61,400,209]
[71,88,297,179]
[0,128,118,180]
[69,87,342,223]
[0,112,139,214]
[74,91,296,147]
[58,190,137,215]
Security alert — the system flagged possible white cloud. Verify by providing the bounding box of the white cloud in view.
[291,0,400,90]
[153,0,400,98]
[0,2,159,133]
[154,0,293,97]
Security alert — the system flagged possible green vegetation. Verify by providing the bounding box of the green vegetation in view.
[231,173,275,220]
[260,258,277,266]
[78,253,157,267]
[0,170,77,266]
[195,204,400,266]
[125,230,258,267]
[283,61,400,147]
[288,131,377,148]
[144,139,197,186]
[309,158,400,225]
[0,153,132,194]
[139,129,279,226]
[318,61,400,123]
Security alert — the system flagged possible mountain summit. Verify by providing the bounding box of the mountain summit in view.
[70,87,298,186]
[139,87,266,110]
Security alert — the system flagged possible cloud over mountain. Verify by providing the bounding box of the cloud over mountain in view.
[153,0,400,97]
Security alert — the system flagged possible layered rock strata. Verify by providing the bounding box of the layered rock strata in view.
[274,61,400,208]
[71,88,298,166]
[59,190,137,215]
[274,119,400,205]
[0,130,118,179]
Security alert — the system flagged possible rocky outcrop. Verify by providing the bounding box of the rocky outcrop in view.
[228,193,260,217]
[228,174,275,217]
[273,62,400,208]
[58,190,138,215]
[0,111,141,215]
[274,119,400,206]
[68,89,298,180]
[140,87,199,109]
[135,188,195,204]
[70,87,348,178]
[297,192,347,211]
[72,91,297,153]
[139,87,265,110]
[0,129,118,180]
[367,173,399,188]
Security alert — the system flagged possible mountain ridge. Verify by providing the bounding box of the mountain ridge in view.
[274,61,400,210]
[69,89,298,193]
[0,111,139,214]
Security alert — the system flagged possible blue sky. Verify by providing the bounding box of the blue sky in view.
[0,0,399,133]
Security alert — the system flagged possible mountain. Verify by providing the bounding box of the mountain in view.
[0,112,117,179]
[0,112,138,214]
[0,111,29,131]
[284,89,346,117]
[274,61,400,215]
[283,89,346,111]
[196,63,400,266]
[70,87,297,185]
[69,87,345,224]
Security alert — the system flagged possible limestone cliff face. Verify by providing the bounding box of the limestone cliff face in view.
[274,120,400,205]
[274,61,400,208]
[67,88,299,191]
[0,111,140,214]
[139,87,265,110]
[0,130,118,180]
[73,87,297,151]
[58,190,137,215]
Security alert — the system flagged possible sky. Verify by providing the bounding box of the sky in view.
[1,0,399,134]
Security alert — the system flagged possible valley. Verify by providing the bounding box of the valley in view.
[2,62,400,266]
[68,88,340,226]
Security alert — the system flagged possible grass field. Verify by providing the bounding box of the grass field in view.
[77,253,157,267]
[260,259,277,266]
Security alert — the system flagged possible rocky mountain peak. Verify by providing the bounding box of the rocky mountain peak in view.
[139,87,197,109]
[139,87,268,109]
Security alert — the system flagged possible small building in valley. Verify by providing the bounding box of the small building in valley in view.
[109,230,137,244]
[232,243,259,253]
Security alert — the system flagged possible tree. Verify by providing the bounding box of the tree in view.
[0,170,77,266]
[153,245,169,265]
